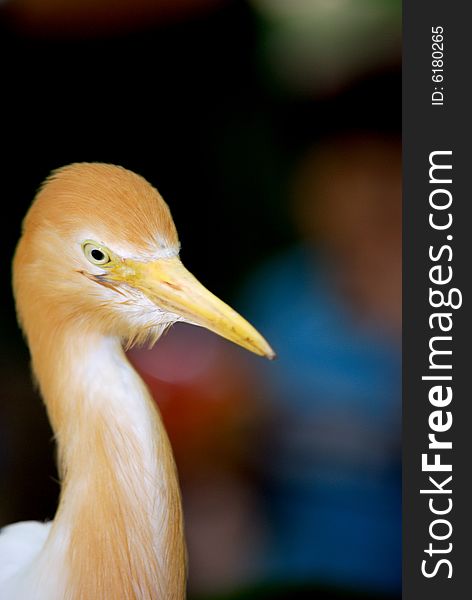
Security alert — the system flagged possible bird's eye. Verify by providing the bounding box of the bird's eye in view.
[83,242,111,266]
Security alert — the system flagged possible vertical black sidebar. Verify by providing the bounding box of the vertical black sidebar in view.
[404,2,472,599]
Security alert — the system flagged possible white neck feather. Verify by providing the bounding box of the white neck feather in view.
[18,333,186,600]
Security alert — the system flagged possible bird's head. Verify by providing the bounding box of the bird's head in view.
[13,163,274,359]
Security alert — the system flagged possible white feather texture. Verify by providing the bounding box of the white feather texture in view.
[0,521,51,583]
[0,521,53,599]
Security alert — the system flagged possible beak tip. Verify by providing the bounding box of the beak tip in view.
[259,342,276,360]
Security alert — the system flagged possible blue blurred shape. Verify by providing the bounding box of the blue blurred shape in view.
[242,245,401,594]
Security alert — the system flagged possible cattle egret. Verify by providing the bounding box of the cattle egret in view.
[0,164,274,600]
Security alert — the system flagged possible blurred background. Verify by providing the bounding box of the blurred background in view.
[0,1,401,599]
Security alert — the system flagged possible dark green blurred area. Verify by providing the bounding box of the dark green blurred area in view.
[0,1,401,599]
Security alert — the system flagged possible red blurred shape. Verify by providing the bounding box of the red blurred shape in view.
[5,0,227,37]
[128,323,254,481]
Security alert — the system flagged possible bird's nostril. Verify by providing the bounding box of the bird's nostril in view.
[162,280,182,291]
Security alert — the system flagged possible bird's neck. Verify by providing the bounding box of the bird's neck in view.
[30,327,186,600]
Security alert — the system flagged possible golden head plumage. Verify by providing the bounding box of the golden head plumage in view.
[23,163,179,251]
[3,163,274,600]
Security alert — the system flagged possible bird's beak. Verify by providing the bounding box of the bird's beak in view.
[118,256,275,359]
